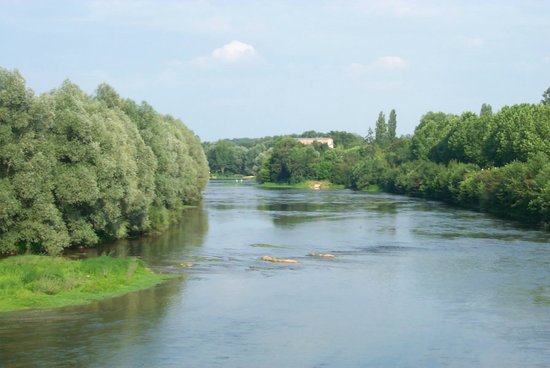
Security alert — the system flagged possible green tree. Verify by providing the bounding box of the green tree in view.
[542,87,550,105]
[375,111,387,145]
[328,130,364,148]
[259,137,324,184]
[480,103,493,117]
[352,150,389,190]
[265,138,301,183]
[365,127,374,144]
[0,68,71,255]
[387,109,397,142]
[0,68,209,255]
[206,140,241,175]
[410,112,453,160]
[245,143,267,175]
[484,104,550,166]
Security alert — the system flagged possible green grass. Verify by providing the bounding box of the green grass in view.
[210,174,255,180]
[360,184,382,193]
[0,255,176,313]
[258,180,345,190]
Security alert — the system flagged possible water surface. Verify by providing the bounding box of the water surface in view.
[1,181,549,367]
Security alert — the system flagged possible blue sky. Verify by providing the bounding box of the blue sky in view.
[1,0,549,141]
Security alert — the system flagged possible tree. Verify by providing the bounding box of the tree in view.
[352,150,389,190]
[480,103,493,117]
[375,111,387,145]
[328,130,364,148]
[265,138,301,183]
[410,112,452,160]
[440,112,487,166]
[365,127,374,144]
[483,104,550,166]
[542,87,550,105]
[258,137,326,184]
[245,143,266,175]
[206,140,240,175]
[0,68,209,255]
[387,109,397,142]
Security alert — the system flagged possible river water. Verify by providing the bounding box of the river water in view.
[1,181,549,367]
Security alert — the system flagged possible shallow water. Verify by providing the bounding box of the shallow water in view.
[1,181,549,367]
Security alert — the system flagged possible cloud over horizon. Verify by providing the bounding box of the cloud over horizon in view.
[192,41,259,66]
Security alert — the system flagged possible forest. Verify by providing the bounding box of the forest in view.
[0,68,209,255]
[205,92,550,228]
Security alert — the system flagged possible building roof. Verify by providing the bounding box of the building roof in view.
[296,137,334,148]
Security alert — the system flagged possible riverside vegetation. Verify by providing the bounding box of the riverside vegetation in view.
[0,68,209,256]
[1,66,549,310]
[205,89,550,227]
[0,255,174,312]
[0,67,206,310]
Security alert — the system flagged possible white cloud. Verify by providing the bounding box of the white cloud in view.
[544,56,550,64]
[212,41,258,62]
[348,56,408,76]
[193,41,259,66]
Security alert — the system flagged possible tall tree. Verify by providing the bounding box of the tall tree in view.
[542,87,550,105]
[206,140,239,175]
[387,109,397,142]
[480,103,493,117]
[375,111,387,145]
[365,127,374,144]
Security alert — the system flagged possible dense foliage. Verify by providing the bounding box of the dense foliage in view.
[0,68,208,255]
[352,102,550,227]
[256,137,360,188]
[206,95,550,228]
[203,130,363,177]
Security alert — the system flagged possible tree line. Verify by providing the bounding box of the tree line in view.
[353,100,550,226]
[203,130,364,178]
[206,90,550,227]
[0,68,209,255]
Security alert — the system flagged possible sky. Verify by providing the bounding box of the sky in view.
[1,0,549,141]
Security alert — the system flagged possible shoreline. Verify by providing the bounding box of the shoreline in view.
[258,180,346,190]
[0,255,178,313]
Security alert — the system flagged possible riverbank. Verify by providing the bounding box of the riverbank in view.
[210,174,255,180]
[0,255,175,313]
[258,180,345,190]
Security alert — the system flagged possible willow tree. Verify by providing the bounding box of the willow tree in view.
[0,69,209,255]
[0,69,70,254]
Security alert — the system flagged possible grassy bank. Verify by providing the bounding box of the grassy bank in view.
[360,184,382,193]
[0,255,175,312]
[210,174,255,180]
[258,180,345,190]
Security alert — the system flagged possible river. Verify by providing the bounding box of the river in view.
[1,181,549,367]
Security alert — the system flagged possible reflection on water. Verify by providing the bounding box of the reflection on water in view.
[1,181,549,367]
[256,190,402,228]
[68,206,209,265]
[0,279,183,368]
